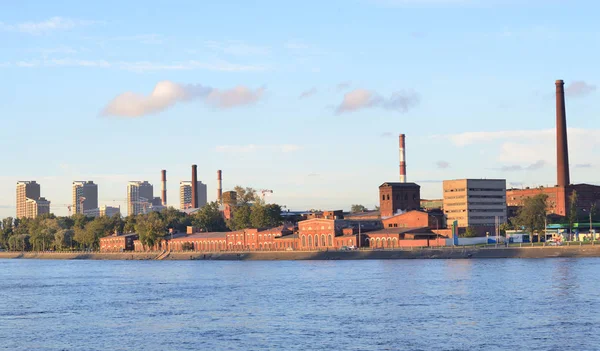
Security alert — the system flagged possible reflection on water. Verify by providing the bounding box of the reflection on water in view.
[1,258,600,351]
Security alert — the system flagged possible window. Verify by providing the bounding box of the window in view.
[321,234,326,246]
[382,195,385,201]
[314,234,319,247]
[328,235,333,246]
[301,236,306,246]
[308,236,312,247]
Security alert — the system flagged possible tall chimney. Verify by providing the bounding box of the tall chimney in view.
[161,170,167,206]
[556,80,570,187]
[399,134,407,183]
[217,170,223,204]
[191,165,198,208]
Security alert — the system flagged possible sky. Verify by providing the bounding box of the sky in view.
[1,0,599,217]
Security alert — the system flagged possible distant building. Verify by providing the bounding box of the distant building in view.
[127,181,153,216]
[179,181,208,209]
[25,197,50,219]
[16,181,40,219]
[99,233,139,252]
[222,190,237,206]
[420,199,443,211]
[100,205,121,217]
[443,179,507,233]
[72,181,98,214]
[379,182,421,218]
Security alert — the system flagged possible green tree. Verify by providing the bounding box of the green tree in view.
[514,194,548,243]
[234,186,259,205]
[461,226,477,238]
[8,234,30,251]
[499,222,512,237]
[54,229,74,250]
[0,217,14,249]
[250,203,283,229]
[135,212,166,248]
[191,202,227,232]
[123,215,137,233]
[228,205,252,230]
[351,204,367,213]
[161,207,191,232]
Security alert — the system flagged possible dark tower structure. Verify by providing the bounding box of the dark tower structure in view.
[191,165,198,208]
[161,170,167,206]
[556,79,570,187]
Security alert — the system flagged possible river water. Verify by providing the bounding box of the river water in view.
[0,258,599,351]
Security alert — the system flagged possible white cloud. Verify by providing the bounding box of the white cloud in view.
[299,87,317,99]
[215,144,301,153]
[102,81,264,117]
[438,128,600,171]
[335,88,420,114]
[206,86,266,109]
[0,17,99,34]
[565,81,596,98]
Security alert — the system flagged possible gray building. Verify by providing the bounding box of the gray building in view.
[127,181,154,216]
[72,181,98,215]
[180,181,207,210]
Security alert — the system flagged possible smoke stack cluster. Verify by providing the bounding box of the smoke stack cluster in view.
[556,80,570,187]
[191,165,198,208]
[161,170,167,206]
[399,134,406,183]
[217,170,223,204]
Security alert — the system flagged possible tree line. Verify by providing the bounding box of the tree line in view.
[0,187,283,251]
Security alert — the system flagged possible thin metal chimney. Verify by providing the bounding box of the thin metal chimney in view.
[191,165,198,208]
[556,80,570,187]
[161,170,167,206]
[217,170,223,204]
[399,134,407,183]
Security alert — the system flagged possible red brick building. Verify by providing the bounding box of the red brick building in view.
[99,233,138,252]
[379,182,421,217]
[507,184,600,217]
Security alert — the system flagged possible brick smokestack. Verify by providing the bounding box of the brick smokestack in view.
[556,80,570,187]
[217,170,223,204]
[161,170,167,206]
[191,165,198,208]
[399,134,406,183]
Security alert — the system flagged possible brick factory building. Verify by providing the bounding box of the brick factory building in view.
[100,233,139,252]
[379,182,421,218]
[505,80,600,217]
[130,209,449,253]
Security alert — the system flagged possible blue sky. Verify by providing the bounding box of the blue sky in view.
[1,0,599,217]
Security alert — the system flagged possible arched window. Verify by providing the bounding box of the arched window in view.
[259,243,263,249]
[314,234,319,247]
[382,194,385,201]
[386,194,390,200]
[376,238,381,247]
[321,234,326,247]
[308,236,312,247]
[302,235,306,247]
[328,234,333,246]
